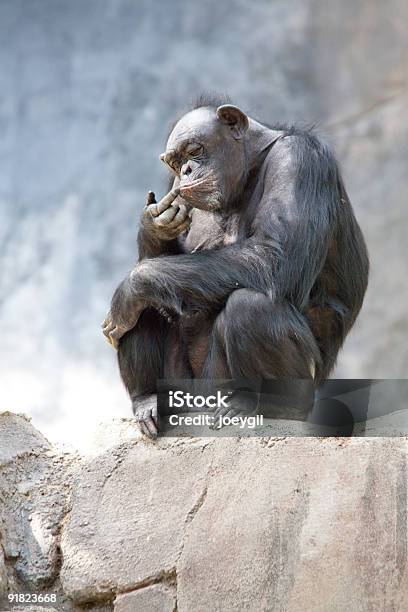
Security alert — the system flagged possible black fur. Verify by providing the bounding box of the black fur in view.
[112,102,369,422]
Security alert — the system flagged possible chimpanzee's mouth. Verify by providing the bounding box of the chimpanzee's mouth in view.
[179,177,208,193]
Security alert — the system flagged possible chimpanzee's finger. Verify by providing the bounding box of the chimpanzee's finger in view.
[137,411,157,438]
[174,219,191,235]
[145,191,156,206]
[103,326,116,349]
[213,405,231,420]
[154,187,180,215]
[151,404,159,428]
[109,336,119,350]
[223,409,239,420]
[101,311,112,328]
[104,321,116,335]
[103,328,114,344]
[102,315,113,329]
[210,415,223,430]
[209,404,232,429]
[109,326,125,350]
[102,320,115,338]
[143,416,158,438]
[168,203,189,228]
[138,420,149,436]
[155,203,179,226]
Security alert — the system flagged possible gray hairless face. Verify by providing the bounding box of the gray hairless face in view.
[160,105,249,211]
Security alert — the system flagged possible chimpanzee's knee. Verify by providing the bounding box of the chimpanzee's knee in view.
[213,289,321,379]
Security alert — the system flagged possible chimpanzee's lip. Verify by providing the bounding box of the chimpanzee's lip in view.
[179,177,207,192]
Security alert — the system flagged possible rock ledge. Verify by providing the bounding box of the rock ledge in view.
[1,412,407,611]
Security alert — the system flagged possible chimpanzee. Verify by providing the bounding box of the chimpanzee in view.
[102,94,369,437]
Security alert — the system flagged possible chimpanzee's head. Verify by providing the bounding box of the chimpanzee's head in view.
[160,105,249,211]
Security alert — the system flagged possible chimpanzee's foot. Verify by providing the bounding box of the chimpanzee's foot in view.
[132,394,159,438]
[211,390,259,430]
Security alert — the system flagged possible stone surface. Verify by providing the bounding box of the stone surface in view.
[114,585,176,612]
[60,438,210,603]
[0,413,50,466]
[0,413,78,595]
[1,414,408,610]
[85,418,142,457]
[61,432,408,610]
[177,438,408,611]
[0,0,406,448]
[0,544,7,596]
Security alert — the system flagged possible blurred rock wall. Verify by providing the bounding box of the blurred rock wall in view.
[0,0,407,446]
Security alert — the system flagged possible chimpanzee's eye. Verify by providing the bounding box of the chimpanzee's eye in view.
[186,144,204,158]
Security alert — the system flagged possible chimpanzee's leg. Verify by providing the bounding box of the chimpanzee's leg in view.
[203,289,321,420]
[118,308,164,399]
[117,307,191,436]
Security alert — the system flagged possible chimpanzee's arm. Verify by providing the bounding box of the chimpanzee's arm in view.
[130,239,276,312]
[137,223,181,260]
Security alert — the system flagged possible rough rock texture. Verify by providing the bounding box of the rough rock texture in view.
[0,412,80,609]
[113,585,176,612]
[0,544,7,597]
[60,438,209,604]
[0,413,51,466]
[0,0,407,446]
[2,412,408,611]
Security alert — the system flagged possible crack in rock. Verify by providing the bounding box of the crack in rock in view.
[185,483,209,526]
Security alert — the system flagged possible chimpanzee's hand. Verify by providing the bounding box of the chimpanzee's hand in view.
[102,307,141,349]
[142,188,191,240]
[101,282,147,349]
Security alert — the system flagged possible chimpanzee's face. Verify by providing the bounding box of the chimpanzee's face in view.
[161,106,249,212]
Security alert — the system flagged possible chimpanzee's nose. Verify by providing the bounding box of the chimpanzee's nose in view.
[181,162,192,176]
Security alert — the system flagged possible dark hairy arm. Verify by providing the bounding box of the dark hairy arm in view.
[137,219,181,260]
[131,238,277,312]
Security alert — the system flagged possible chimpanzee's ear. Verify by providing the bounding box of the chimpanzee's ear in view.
[216,105,249,139]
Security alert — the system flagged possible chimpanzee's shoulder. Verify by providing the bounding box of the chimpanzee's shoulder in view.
[264,124,337,168]
[266,122,320,142]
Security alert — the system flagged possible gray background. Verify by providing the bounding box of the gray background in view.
[0,0,407,449]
